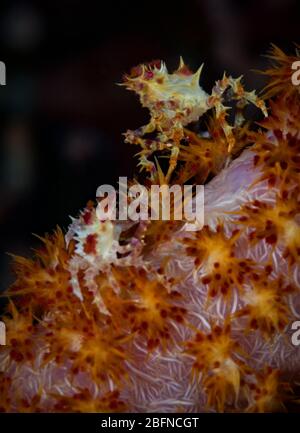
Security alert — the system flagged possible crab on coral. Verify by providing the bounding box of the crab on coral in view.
[0,45,300,413]
[123,57,267,183]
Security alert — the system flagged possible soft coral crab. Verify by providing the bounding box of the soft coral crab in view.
[123,58,267,182]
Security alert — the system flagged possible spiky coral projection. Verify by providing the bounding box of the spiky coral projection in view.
[0,45,300,413]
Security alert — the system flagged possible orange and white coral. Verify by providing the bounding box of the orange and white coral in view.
[0,45,300,413]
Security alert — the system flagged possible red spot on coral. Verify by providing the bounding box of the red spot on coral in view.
[250,319,258,329]
[280,160,288,170]
[253,154,260,166]
[144,71,154,80]
[10,350,24,362]
[82,210,92,225]
[268,175,276,187]
[83,234,97,255]
[266,233,277,245]
[265,265,273,274]
[202,276,212,285]
[160,309,168,318]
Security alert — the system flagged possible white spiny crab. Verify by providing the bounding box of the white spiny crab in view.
[122,58,268,183]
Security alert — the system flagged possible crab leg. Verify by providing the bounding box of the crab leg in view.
[207,74,267,152]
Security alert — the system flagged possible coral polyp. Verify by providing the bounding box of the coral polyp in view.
[0,45,300,413]
[185,321,249,412]
[183,224,254,300]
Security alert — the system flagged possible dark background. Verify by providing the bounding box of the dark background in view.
[0,0,299,296]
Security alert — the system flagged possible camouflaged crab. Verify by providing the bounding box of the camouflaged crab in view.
[123,58,268,183]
